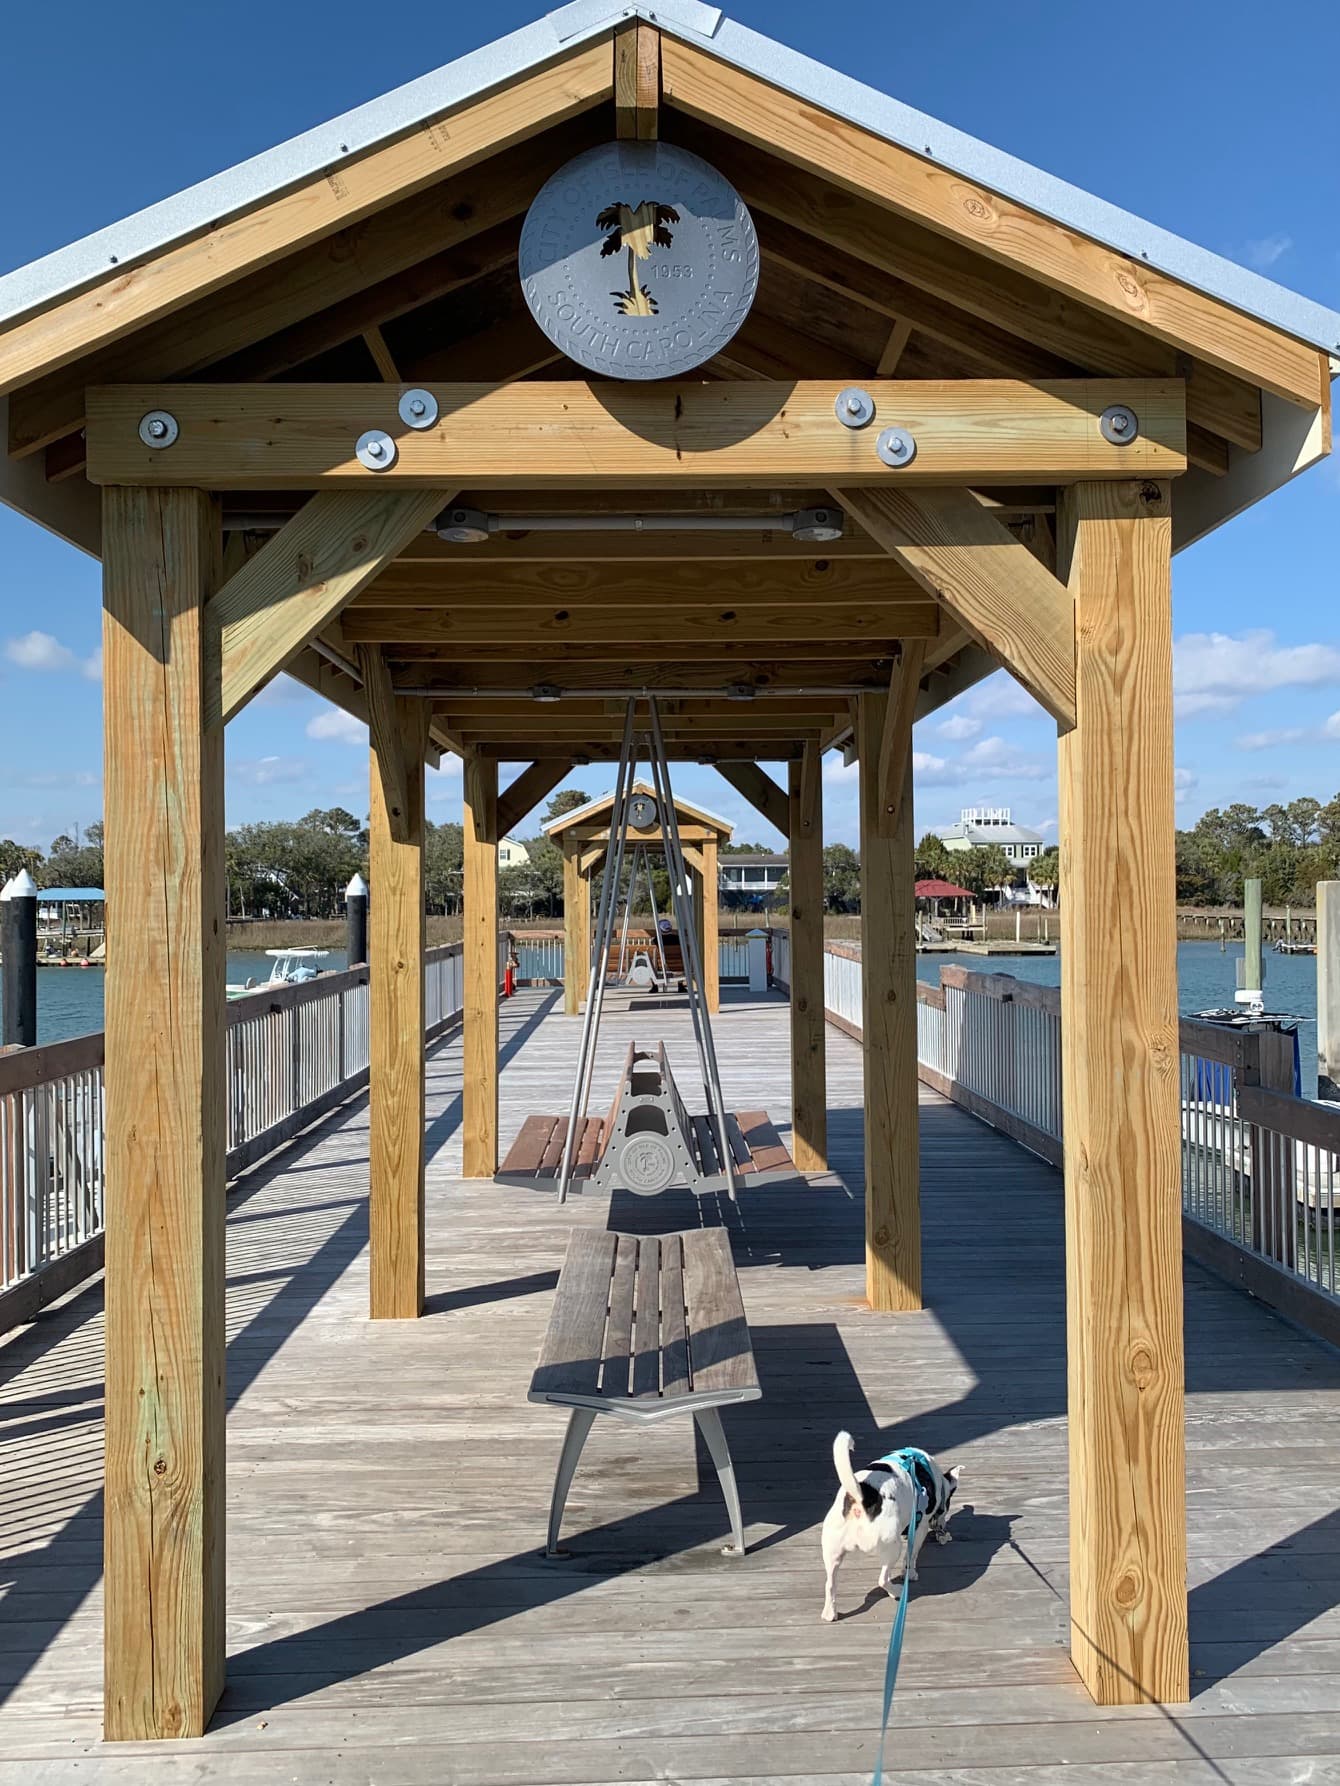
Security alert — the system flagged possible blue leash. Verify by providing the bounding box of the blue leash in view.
[870,1450,930,1786]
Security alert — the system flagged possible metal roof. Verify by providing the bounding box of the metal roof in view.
[1,0,1338,355]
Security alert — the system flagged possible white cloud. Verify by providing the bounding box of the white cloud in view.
[1174,630,1340,718]
[4,630,102,679]
[306,709,368,745]
[1325,712,1340,741]
[229,755,310,787]
[1236,726,1306,751]
[959,673,1035,721]
[1173,766,1198,804]
[1246,232,1292,269]
[937,713,982,742]
[823,755,858,786]
[255,673,313,708]
[10,769,100,790]
[913,735,1051,788]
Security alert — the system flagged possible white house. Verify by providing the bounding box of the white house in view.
[498,836,530,870]
[718,851,788,904]
[935,807,1052,905]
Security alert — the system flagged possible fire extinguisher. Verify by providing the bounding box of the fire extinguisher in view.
[503,945,518,999]
[765,934,773,980]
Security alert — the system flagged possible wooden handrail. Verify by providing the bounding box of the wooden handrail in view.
[1237,1084,1340,1150]
[0,1032,104,1096]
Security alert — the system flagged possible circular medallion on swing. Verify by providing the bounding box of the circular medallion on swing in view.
[519,141,759,379]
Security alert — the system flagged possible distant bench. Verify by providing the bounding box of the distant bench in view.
[529,1227,760,1556]
[499,1041,793,1198]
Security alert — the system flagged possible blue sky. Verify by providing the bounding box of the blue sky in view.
[2,0,1337,854]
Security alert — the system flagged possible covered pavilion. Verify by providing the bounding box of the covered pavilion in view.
[543,782,734,1014]
[0,0,1335,1746]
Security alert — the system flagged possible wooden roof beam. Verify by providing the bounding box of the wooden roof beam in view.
[672,122,1263,454]
[838,486,1076,727]
[614,20,659,141]
[391,656,892,694]
[661,41,1320,409]
[496,761,576,837]
[713,762,791,836]
[338,600,941,646]
[0,42,612,400]
[86,378,1187,489]
[207,489,450,728]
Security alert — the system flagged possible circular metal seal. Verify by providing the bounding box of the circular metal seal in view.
[619,1132,676,1195]
[1099,403,1139,446]
[876,425,918,468]
[519,141,759,380]
[356,429,397,471]
[138,409,178,449]
[628,793,658,830]
[398,388,439,430]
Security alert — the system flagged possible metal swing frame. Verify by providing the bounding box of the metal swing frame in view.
[556,697,736,1203]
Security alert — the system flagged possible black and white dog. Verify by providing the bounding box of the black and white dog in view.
[820,1432,961,1622]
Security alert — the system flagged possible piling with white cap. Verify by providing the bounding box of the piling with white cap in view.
[0,868,39,1047]
[346,872,369,969]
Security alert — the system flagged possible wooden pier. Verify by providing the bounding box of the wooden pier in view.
[2,988,1338,1782]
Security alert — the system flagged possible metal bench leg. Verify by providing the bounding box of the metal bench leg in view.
[694,1407,745,1556]
[546,1407,596,1558]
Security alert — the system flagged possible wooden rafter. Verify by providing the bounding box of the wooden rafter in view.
[86,379,1186,488]
[206,489,449,727]
[496,761,576,838]
[712,763,791,836]
[875,641,925,835]
[661,40,1321,409]
[676,123,1265,454]
[0,43,613,400]
[340,600,940,646]
[838,486,1077,727]
[615,20,659,140]
[353,559,924,602]
[393,657,892,693]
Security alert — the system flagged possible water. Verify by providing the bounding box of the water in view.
[917,940,1320,1091]
[0,950,351,1046]
[3,940,1323,1090]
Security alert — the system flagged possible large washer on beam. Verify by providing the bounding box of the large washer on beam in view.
[519,141,759,380]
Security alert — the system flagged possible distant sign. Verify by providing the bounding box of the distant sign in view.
[519,141,759,380]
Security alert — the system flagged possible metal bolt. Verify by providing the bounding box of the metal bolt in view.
[875,425,917,467]
[1099,404,1140,447]
[355,429,398,471]
[398,387,439,430]
[138,409,179,449]
[835,387,875,430]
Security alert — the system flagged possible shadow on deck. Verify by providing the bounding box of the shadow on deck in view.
[1,986,1338,1781]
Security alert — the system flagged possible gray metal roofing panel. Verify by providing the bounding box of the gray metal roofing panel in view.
[0,0,1338,355]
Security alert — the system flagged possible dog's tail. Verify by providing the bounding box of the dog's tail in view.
[832,1431,863,1504]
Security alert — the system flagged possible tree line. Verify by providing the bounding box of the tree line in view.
[12,789,1326,917]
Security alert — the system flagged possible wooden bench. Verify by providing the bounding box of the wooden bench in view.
[499,1040,794,1199]
[529,1227,760,1556]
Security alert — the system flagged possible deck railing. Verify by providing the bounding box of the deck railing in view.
[503,929,757,985]
[781,935,1340,1344]
[0,941,465,1332]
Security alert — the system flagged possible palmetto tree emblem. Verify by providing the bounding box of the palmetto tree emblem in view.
[596,199,680,315]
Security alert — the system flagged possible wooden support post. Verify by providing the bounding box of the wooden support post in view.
[1319,882,1340,1102]
[857,691,920,1310]
[1058,480,1187,1706]
[788,742,827,1171]
[102,487,225,1739]
[464,753,499,1177]
[563,838,590,1016]
[701,836,719,1014]
[366,652,428,1320]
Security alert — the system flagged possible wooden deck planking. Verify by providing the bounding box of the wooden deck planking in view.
[0,986,1338,1781]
